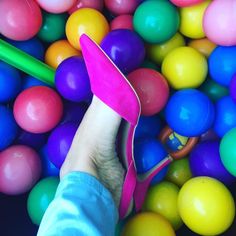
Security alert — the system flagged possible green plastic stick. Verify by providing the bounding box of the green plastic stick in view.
[0,39,55,86]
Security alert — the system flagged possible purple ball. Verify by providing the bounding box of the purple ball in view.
[190,140,235,185]
[101,29,145,74]
[55,56,92,102]
[230,74,236,103]
[47,122,78,168]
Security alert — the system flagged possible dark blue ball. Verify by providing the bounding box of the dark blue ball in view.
[22,75,48,90]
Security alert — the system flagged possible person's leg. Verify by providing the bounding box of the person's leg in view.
[60,96,125,207]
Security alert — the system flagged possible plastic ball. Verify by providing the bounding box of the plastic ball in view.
[214,96,236,138]
[230,74,236,103]
[47,122,78,169]
[200,78,229,102]
[14,86,63,134]
[220,128,236,177]
[134,138,168,184]
[143,181,182,230]
[162,47,208,89]
[45,40,81,69]
[135,115,161,139]
[0,0,42,40]
[165,89,215,137]
[170,0,204,7]
[165,158,192,187]
[190,141,235,185]
[178,177,235,235]
[7,37,45,61]
[133,0,180,44]
[200,129,219,142]
[55,56,92,102]
[110,15,133,31]
[66,8,109,50]
[22,75,48,90]
[203,0,236,46]
[16,130,48,150]
[141,59,160,71]
[0,145,41,195]
[69,0,104,14]
[147,33,185,65]
[0,62,21,103]
[122,212,175,236]
[27,177,59,225]
[188,38,216,58]
[36,0,76,13]
[39,145,59,177]
[0,105,19,151]
[209,46,236,87]
[127,68,169,116]
[179,1,211,39]
[38,12,68,43]
[101,29,145,74]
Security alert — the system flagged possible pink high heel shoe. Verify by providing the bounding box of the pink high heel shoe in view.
[79,34,172,217]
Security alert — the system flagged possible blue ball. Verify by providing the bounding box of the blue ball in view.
[0,62,21,103]
[209,46,236,86]
[39,145,59,177]
[134,137,168,184]
[165,89,215,137]
[7,37,45,61]
[214,96,236,138]
[135,115,162,139]
[0,105,19,151]
[22,75,48,90]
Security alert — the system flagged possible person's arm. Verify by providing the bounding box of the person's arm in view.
[37,172,118,236]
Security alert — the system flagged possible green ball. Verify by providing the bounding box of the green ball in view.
[38,12,68,43]
[200,79,229,102]
[220,128,236,176]
[133,0,180,44]
[27,177,59,225]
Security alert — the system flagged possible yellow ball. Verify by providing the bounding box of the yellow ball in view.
[66,8,109,50]
[122,212,175,236]
[178,177,235,236]
[180,1,211,39]
[143,181,183,230]
[45,40,81,69]
[188,37,216,58]
[162,46,207,89]
[147,33,185,65]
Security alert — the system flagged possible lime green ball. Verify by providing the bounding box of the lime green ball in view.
[133,0,180,43]
[27,177,59,225]
[200,79,229,102]
[165,158,192,187]
[38,12,68,43]
[220,128,236,176]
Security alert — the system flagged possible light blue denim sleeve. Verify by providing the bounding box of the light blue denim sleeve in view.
[37,172,118,236]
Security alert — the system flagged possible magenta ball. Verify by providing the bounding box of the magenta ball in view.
[55,56,92,102]
[170,0,204,7]
[110,15,133,31]
[14,86,63,134]
[0,145,41,195]
[68,0,104,14]
[104,0,139,15]
[0,0,42,40]
[230,74,236,103]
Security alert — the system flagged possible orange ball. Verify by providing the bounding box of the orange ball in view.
[66,8,109,50]
[45,40,81,68]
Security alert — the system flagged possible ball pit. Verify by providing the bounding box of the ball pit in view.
[0,1,236,235]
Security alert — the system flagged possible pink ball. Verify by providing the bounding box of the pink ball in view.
[127,68,169,116]
[0,145,41,195]
[0,0,42,41]
[170,0,204,7]
[203,0,236,46]
[104,0,138,16]
[110,15,133,31]
[36,0,76,13]
[68,0,104,14]
[14,86,63,134]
